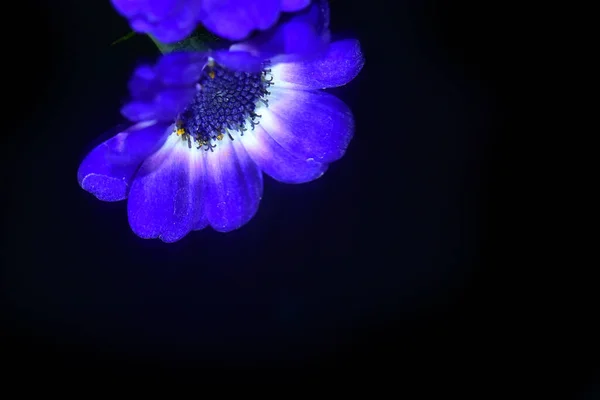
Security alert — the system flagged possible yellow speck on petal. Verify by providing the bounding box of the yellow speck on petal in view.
[176,128,185,136]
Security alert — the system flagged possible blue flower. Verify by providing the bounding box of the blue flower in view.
[78,18,363,242]
[111,0,204,43]
[111,0,313,43]
[199,0,312,41]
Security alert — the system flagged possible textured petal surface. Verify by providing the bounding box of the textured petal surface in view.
[281,0,311,12]
[77,122,169,202]
[122,52,207,123]
[243,124,328,183]
[271,39,364,90]
[200,0,280,40]
[111,0,204,43]
[204,137,263,232]
[127,132,206,242]
[260,87,354,163]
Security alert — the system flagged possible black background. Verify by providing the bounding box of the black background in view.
[1,0,592,388]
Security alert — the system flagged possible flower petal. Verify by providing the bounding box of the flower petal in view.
[243,124,328,184]
[193,212,210,231]
[229,0,330,61]
[121,88,196,122]
[127,132,206,242]
[122,53,207,123]
[280,0,311,12]
[287,0,329,39]
[204,136,263,232]
[259,87,354,163]
[267,20,324,59]
[111,0,204,43]
[77,121,169,202]
[211,50,266,73]
[271,39,364,90]
[200,0,280,41]
[154,52,208,85]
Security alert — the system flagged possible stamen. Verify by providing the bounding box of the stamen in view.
[175,60,273,153]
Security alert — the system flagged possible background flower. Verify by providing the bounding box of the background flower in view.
[199,0,311,41]
[229,0,330,63]
[112,0,313,43]
[111,0,204,43]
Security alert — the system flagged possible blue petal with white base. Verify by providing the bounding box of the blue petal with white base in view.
[270,39,364,90]
[127,131,208,242]
[242,124,328,184]
[203,137,264,232]
[260,87,354,163]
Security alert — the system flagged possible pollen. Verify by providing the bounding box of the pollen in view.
[176,127,185,136]
[216,133,224,140]
[208,71,216,79]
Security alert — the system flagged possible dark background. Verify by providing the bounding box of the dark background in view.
[1,0,590,387]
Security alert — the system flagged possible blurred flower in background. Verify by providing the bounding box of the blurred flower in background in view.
[111,0,313,43]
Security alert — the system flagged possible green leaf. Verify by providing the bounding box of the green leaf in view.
[110,28,217,54]
[148,29,218,54]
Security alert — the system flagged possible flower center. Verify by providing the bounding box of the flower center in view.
[175,60,273,151]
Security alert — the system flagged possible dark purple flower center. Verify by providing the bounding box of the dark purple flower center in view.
[177,61,273,151]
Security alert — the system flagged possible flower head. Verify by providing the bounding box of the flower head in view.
[112,0,313,43]
[79,5,364,242]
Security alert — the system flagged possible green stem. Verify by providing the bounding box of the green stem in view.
[148,30,214,54]
[111,29,217,54]
[110,31,136,46]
